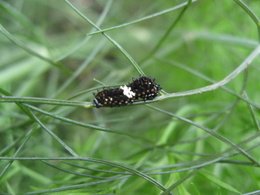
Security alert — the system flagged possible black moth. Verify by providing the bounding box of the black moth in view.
[93,76,161,108]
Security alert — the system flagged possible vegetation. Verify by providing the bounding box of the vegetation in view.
[0,0,259,194]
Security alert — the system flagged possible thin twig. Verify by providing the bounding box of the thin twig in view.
[133,45,260,105]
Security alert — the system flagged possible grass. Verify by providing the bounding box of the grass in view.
[0,0,260,194]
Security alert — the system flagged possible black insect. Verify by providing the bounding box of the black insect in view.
[129,76,161,101]
[93,87,134,108]
[93,76,161,108]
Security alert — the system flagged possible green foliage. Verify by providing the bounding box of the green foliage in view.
[0,0,260,194]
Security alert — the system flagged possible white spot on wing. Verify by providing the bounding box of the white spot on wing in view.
[120,85,135,98]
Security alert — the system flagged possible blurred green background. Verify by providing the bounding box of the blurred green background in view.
[0,0,260,194]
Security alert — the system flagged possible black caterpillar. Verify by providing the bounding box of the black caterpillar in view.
[93,76,161,108]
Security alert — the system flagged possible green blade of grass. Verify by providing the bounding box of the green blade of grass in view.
[87,0,197,36]
[0,156,168,193]
[0,24,70,74]
[147,105,260,166]
[0,96,88,107]
[233,0,260,41]
[65,0,145,75]
[201,171,241,194]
